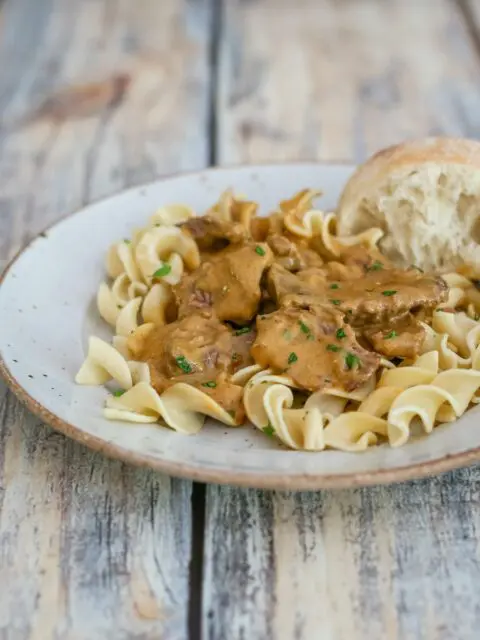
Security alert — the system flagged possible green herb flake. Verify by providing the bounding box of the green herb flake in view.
[307,334,315,341]
[326,344,341,352]
[255,245,266,256]
[153,263,172,278]
[382,290,397,297]
[345,352,361,369]
[283,329,292,340]
[367,260,383,271]
[202,381,217,388]
[176,355,193,374]
[231,352,240,362]
[329,283,340,289]
[235,327,251,336]
[287,352,298,364]
[330,299,341,306]
[112,389,126,397]
[123,239,131,244]
[385,330,397,339]
[299,321,310,335]
[262,425,275,437]
[336,328,346,340]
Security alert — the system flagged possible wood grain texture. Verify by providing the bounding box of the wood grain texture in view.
[204,1,480,638]
[205,472,480,640]
[216,0,480,165]
[0,0,213,637]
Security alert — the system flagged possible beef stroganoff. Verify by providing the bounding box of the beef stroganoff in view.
[76,189,480,451]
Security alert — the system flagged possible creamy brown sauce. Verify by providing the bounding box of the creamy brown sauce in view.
[131,206,449,422]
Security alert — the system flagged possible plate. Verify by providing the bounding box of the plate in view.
[1,163,479,489]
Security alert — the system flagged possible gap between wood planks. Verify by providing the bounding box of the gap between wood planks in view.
[188,1,223,638]
[186,0,480,637]
[457,0,480,60]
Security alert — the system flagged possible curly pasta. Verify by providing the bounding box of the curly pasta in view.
[77,189,480,453]
[206,189,258,230]
[105,381,237,433]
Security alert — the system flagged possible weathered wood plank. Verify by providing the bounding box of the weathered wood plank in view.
[205,472,480,640]
[463,0,480,35]
[205,0,480,638]
[0,0,213,637]
[216,0,480,165]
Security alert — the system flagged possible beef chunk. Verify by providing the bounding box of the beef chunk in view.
[312,269,448,327]
[363,315,427,359]
[174,242,273,324]
[127,311,246,421]
[251,303,381,392]
[267,263,327,303]
[267,233,324,271]
[268,262,447,328]
[182,215,248,252]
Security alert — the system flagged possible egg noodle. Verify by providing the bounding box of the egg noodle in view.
[76,190,480,451]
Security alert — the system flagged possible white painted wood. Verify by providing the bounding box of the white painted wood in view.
[205,474,480,640]
[216,0,480,165]
[204,0,480,638]
[0,0,213,637]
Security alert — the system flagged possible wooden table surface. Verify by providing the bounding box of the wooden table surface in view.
[2,0,480,638]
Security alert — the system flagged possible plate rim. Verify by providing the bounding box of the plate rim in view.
[1,162,479,490]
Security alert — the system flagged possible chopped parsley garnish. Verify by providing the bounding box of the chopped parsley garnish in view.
[385,330,397,339]
[283,329,292,340]
[336,328,346,340]
[330,299,341,306]
[367,260,383,271]
[112,389,125,397]
[287,352,298,364]
[307,334,315,341]
[231,352,240,362]
[123,239,131,244]
[330,283,340,289]
[345,352,361,369]
[255,245,266,256]
[202,381,217,388]
[153,263,172,278]
[262,425,275,437]
[176,355,193,373]
[326,344,341,352]
[299,321,310,335]
[382,290,397,296]
[235,327,251,336]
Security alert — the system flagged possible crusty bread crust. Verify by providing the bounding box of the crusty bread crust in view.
[336,137,480,273]
[338,137,480,227]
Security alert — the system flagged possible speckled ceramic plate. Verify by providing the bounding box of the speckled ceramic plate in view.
[1,163,480,489]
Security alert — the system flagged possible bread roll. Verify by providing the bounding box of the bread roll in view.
[336,137,480,273]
